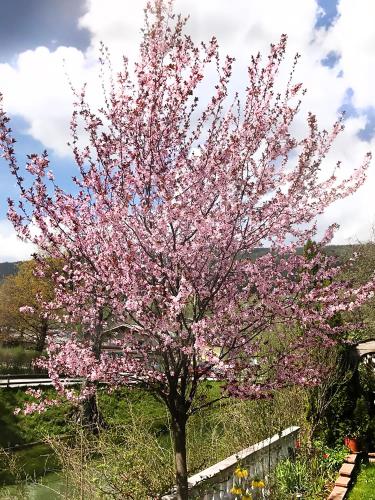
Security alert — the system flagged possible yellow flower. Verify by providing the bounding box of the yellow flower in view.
[234,467,249,478]
[241,495,252,500]
[251,479,265,488]
[230,486,243,495]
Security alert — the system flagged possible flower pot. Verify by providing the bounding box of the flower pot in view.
[345,436,361,453]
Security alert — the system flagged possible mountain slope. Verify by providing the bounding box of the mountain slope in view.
[0,262,19,282]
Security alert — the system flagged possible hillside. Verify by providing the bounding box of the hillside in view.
[0,262,19,281]
[0,246,353,283]
[241,244,353,261]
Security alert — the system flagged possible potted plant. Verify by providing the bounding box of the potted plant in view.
[344,435,361,453]
[344,396,370,452]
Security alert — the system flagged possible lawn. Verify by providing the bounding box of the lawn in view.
[348,463,375,500]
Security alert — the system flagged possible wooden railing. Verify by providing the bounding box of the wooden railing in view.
[162,426,300,499]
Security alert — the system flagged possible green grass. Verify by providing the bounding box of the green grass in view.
[348,463,375,500]
[0,383,306,489]
[0,385,175,449]
[0,388,70,487]
[0,388,72,448]
[0,386,172,487]
[0,444,59,484]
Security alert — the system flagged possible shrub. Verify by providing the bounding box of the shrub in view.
[272,441,347,499]
[48,413,175,499]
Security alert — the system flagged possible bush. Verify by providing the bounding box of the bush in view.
[48,412,175,499]
[271,441,347,499]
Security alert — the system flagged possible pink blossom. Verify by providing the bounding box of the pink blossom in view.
[0,2,374,493]
[19,305,35,314]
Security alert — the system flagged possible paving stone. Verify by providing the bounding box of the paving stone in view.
[368,452,375,458]
[345,454,358,464]
[328,486,347,500]
[339,463,355,477]
[335,475,351,488]
[369,457,375,463]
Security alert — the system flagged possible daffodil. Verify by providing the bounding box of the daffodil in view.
[241,495,252,500]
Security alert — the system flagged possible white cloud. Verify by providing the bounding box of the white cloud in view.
[78,0,144,65]
[0,46,91,156]
[0,1,351,152]
[0,0,374,256]
[322,0,375,110]
[0,219,35,262]
[317,116,375,243]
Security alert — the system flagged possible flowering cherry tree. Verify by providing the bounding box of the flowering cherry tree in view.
[0,1,374,497]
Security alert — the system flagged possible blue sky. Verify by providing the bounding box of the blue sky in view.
[0,0,374,260]
[0,0,90,63]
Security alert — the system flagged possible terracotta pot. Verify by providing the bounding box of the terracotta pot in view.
[345,436,361,453]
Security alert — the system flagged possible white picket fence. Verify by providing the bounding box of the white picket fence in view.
[163,426,300,499]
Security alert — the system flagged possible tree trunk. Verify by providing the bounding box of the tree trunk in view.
[80,316,107,433]
[35,320,48,352]
[171,413,189,500]
[81,386,107,435]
